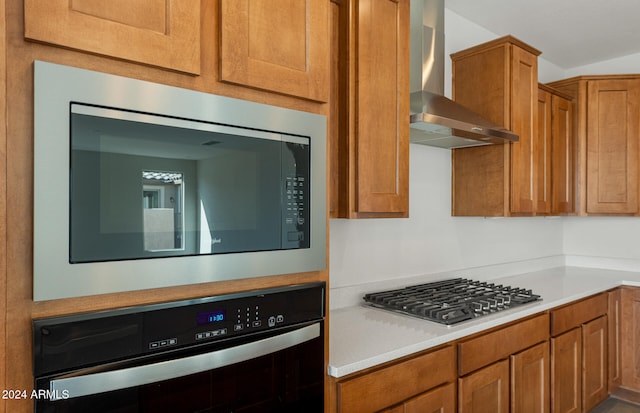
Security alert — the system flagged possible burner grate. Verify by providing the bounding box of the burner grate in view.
[363,278,541,325]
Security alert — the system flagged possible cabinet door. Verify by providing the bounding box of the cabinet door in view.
[582,315,608,412]
[354,0,409,216]
[510,45,539,214]
[608,289,622,392]
[511,342,550,413]
[550,94,574,214]
[459,359,510,413]
[404,383,456,413]
[537,88,552,214]
[586,79,640,214]
[551,328,581,413]
[219,0,329,102]
[24,0,200,74]
[331,0,410,217]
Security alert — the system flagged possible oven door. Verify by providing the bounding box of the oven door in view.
[34,322,323,413]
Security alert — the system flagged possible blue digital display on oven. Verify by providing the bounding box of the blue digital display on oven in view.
[197,309,225,325]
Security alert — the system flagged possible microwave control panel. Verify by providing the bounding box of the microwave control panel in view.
[284,175,306,225]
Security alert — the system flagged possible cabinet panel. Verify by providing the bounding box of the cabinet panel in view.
[451,42,510,217]
[586,79,640,214]
[459,359,510,413]
[551,328,582,413]
[511,341,550,413]
[404,383,456,413]
[24,0,200,74]
[582,315,608,412]
[452,144,508,216]
[220,0,329,101]
[453,43,510,126]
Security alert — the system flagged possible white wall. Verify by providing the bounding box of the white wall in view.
[564,218,640,262]
[330,144,564,289]
[564,52,640,79]
[443,11,566,95]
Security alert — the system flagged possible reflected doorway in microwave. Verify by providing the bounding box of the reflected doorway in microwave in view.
[141,170,184,252]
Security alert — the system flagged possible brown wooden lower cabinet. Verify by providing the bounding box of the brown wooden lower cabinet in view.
[550,316,608,413]
[550,293,609,413]
[331,290,630,413]
[457,342,550,413]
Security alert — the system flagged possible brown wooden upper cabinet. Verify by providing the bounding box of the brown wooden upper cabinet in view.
[24,0,201,74]
[329,0,410,218]
[547,76,640,215]
[451,36,541,217]
[219,0,330,102]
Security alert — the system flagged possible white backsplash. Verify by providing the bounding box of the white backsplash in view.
[329,144,565,308]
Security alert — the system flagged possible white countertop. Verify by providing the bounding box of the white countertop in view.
[328,266,640,378]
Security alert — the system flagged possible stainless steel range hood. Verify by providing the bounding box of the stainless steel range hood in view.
[410,0,518,148]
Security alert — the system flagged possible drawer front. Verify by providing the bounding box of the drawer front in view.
[551,293,608,336]
[458,313,549,376]
[404,382,456,413]
[337,346,455,412]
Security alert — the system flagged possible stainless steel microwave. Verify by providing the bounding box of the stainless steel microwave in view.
[33,61,326,301]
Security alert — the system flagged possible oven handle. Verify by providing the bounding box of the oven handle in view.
[48,322,320,401]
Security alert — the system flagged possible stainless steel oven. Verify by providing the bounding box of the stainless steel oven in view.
[33,282,325,412]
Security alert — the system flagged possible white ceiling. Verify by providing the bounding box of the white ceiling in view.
[445,0,640,69]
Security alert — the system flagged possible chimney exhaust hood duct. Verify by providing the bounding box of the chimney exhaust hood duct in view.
[410,0,518,148]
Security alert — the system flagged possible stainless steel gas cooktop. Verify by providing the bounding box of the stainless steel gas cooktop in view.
[363,278,542,325]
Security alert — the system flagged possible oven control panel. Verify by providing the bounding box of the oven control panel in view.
[33,282,325,377]
[142,282,325,351]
